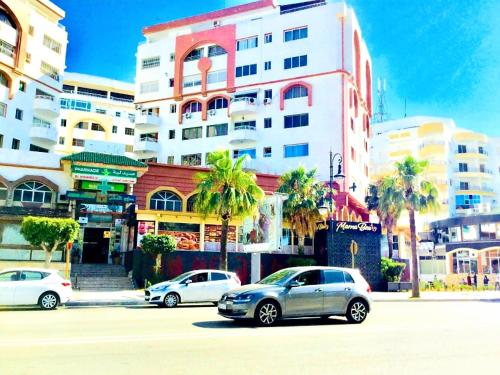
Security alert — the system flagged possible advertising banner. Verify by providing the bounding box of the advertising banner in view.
[137,221,155,248]
[158,223,200,250]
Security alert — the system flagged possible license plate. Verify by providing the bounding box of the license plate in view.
[219,302,226,310]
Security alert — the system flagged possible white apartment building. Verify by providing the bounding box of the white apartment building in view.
[134,0,373,208]
[0,0,67,153]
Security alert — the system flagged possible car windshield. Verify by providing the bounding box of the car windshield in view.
[257,269,298,285]
[169,272,195,282]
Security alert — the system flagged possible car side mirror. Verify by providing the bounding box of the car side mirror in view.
[184,279,193,285]
[288,280,303,288]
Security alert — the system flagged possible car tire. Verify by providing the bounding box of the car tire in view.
[320,315,330,321]
[38,292,59,310]
[212,302,218,307]
[346,299,368,324]
[255,300,280,326]
[163,293,179,308]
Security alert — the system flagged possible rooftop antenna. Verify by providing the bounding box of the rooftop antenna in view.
[373,78,389,123]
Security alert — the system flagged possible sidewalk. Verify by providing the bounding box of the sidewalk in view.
[65,290,146,307]
[372,290,500,302]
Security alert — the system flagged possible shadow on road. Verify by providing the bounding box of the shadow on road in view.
[126,303,216,310]
[193,317,349,329]
[0,306,42,312]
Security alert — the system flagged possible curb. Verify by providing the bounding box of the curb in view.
[373,298,500,303]
[65,300,148,307]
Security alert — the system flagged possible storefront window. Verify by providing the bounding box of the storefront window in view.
[480,223,496,240]
[462,225,478,241]
[449,227,462,242]
[0,223,29,245]
[452,250,477,274]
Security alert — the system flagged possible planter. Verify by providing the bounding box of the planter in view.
[387,281,412,292]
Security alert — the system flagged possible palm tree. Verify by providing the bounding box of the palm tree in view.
[365,176,404,259]
[277,167,326,254]
[395,156,440,298]
[194,150,264,271]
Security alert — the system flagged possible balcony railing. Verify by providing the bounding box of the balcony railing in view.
[455,149,489,155]
[35,94,54,101]
[280,0,326,14]
[454,168,493,174]
[419,141,445,149]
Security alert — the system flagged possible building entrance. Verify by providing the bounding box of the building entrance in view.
[82,228,110,264]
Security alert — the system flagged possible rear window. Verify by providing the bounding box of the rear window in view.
[20,271,46,280]
[323,270,345,284]
[343,271,355,283]
[211,272,228,281]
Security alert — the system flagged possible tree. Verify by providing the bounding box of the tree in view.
[20,217,79,268]
[194,150,264,271]
[395,156,439,298]
[365,176,404,259]
[140,233,177,274]
[277,166,326,254]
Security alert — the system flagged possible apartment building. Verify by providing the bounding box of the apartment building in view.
[56,72,136,158]
[134,0,373,209]
[0,0,67,153]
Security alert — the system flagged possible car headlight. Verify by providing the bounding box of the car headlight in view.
[233,294,253,303]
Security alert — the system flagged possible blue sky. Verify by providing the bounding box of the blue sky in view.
[52,0,500,135]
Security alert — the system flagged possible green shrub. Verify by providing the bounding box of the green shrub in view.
[287,257,317,267]
[381,257,406,282]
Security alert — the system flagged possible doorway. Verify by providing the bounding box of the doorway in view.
[82,228,110,264]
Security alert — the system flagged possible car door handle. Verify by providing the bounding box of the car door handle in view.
[344,287,351,291]
[315,288,323,292]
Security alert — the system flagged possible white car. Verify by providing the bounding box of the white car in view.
[0,268,72,310]
[145,269,241,307]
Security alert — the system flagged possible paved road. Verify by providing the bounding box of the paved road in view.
[1,301,499,375]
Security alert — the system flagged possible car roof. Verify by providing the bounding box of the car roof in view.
[190,269,235,274]
[0,267,58,273]
[282,266,359,273]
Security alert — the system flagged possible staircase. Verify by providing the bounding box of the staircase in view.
[71,264,135,291]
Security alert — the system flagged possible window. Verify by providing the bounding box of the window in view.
[458,163,468,172]
[183,74,202,88]
[0,271,19,282]
[19,81,26,92]
[125,128,134,136]
[150,191,182,211]
[142,56,160,69]
[77,86,107,98]
[60,98,91,112]
[0,134,3,148]
[40,61,59,81]
[11,138,20,150]
[263,147,272,157]
[459,182,469,190]
[0,102,6,117]
[190,272,209,283]
[293,270,321,286]
[181,153,202,166]
[96,108,106,115]
[169,78,174,87]
[207,70,227,84]
[25,53,31,64]
[264,61,271,70]
[20,271,46,280]
[58,136,65,145]
[115,112,121,117]
[284,26,308,42]
[456,194,481,208]
[284,55,307,69]
[0,72,8,87]
[170,53,175,62]
[264,89,272,100]
[351,147,356,161]
[478,146,485,154]
[284,113,309,128]
[234,121,256,130]
[169,130,175,139]
[15,109,22,120]
[140,81,159,94]
[284,85,308,100]
[72,139,85,147]
[91,123,105,132]
[0,39,14,57]
[344,272,355,283]
[111,92,134,102]
[170,104,177,113]
[182,126,202,140]
[264,118,272,128]
[236,36,258,51]
[208,97,228,110]
[43,35,61,54]
[207,45,227,57]
[458,144,467,154]
[167,156,174,164]
[125,145,134,152]
[264,33,272,43]
[140,132,158,142]
[211,272,228,281]
[233,148,256,159]
[29,25,34,36]
[13,181,52,203]
[207,123,228,137]
[75,122,88,130]
[185,48,203,62]
[29,144,48,153]
[235,64,257,77]
[182,101,202,114]
[284,143,309,158]
[323,270,344,284]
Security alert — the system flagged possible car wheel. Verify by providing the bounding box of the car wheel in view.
[38,292,59,310]
[163,293,179,308]
[320,315,330,320]
[346,299,368,324]
[255,300,280,326]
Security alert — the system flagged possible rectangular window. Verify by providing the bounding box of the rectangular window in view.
[0,134,3,148]
[181,153,202,166]
[112,126,117,134]
[19,81,26,92]
[351,147,356,161]
[72,139,85,147]
[115,112,121,117]
[235,64,257,77]
[169,78,175,87]
[25,53,31,64]
[169,104,177,113]
[284,55,307,69]
[233,148,256,159]
[167,156,174,164]
[185,48,203,62]
[15,109,23,120]
[208,45,227,57]
[264,61,271,70]
[170,53,175,62]
[207,123,228,137]
[60,119,67,127]
[43,34,62,54]
[264,118,272,128]
[236,36,258,51]
[264,89,272,100]
[125,145,134,152]
[480,164,485,173]
[29,25,34,36]
[58,136,65,145]
[183,74,202,88]
[0,39,15,58]
[234,121,256,130]
[478,146,485,154]
[284,113,309,128]
[11,138,20,150]
[29,144,48,153]
[169,130,175,139]
[182,126,203,140]
[96,108,106,114]
[284,143,308,158]
[0,102,6,117]
[60,98,91,112]
[264,33,272,43]
[207,70,227,84]
[458,163,468,172]
[77,86,107,98]
[125,128,134,136]
[263,147,272,157]
[459,182,469,190]
[140,81,159,94]
[458,144,467,154]
[40,61,60,81]
[284,26,308,42]
[351,118,355,131]
[141,56,160,69]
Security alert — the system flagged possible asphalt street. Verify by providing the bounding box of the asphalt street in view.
[1,301,499,375]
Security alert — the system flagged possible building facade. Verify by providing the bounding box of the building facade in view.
[134,0,373,213]
[0,0,67,153]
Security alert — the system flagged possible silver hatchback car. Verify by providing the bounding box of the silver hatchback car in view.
[218,266,372,326]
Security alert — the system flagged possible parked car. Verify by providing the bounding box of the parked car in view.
[218,266,372,326]
[0,268,72,310]
[145,269,241,307]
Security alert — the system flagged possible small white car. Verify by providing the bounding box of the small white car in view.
[145,269,241,307]
[0,268,72,310]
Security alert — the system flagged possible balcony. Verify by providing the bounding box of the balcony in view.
[0,22,18,48]
[33,95,60,119]
[134,137,160,157]
[454,168,493,176]
[229,97,257,116]
[229,124,257,146]
[29,122,57,147]
[135,113,161,132]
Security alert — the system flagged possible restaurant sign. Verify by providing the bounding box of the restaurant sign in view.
[71,165,137,183]
[333,221,381,235]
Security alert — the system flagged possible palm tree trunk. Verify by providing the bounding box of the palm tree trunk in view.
[409,208,420,298]
[387,227,394,259]
[298,236,305,255]
[220,218,229,271]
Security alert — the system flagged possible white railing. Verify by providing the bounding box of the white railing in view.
[35,94,54,101]
[139,137,158,143]
[32,119,52,129]
[233,124,256,131]
[231,97,256,104]
[280,0,326,14]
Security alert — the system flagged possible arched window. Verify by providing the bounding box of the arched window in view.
[207,97,228,110]
[182,101,202,114]
[91,123,105,132]
[150,191,182,211]
[0,183,7,201]
[186,194,198,212]
[13,182,52,203]
[0,9,16,29]
[284,85,308,100]
[207,45,227,57]
[0,71,8,87]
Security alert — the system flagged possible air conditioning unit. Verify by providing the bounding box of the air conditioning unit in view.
[135,104,143,110]
[264,98,272,105]
[184,112,192,119]
[208,109,216,116]
[213,20,221,27]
